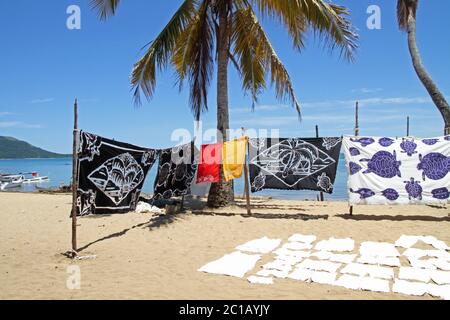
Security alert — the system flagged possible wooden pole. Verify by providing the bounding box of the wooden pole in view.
[241,128,251,215]
[407,116,410,137]
[350,101,359,216]
[316,125,324,202]
[71,99,79,258]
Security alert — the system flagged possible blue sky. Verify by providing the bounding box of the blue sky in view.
[0,0,449,153]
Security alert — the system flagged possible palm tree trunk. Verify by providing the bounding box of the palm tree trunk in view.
[207,6,234,207]
[406,11,450,134]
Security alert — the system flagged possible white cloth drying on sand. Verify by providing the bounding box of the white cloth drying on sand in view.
[314,238,354,252]
[311,251,356,264]
[399,267,450,285]
[427,284,450,300]
[262,260,293,272]
[297,259,341,273]
[407,257,437,270]
[357,256,401,267]
[395,235,450,250]
[235,237,281,254]
[392,279,428,296]
[341,263,394,280]
[359,242,400,257]
[198,251,261,278]
[281,242,313,251]
[403,248,450,260]
[256,268,290,279]
[288,268,336,285]
[273,248,311,259]
[275,254,305,264]
[393,280,450,299]
[398,267,432,283]
[288,234,317,244]
[432,259,450,271]
[334,274,390,293]
[395,235,420,248]
[247,276,273,285]
[420,236,450,250]
[135,202,164,214]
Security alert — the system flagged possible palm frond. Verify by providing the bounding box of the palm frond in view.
[232,7,301,116]
[232,9,267,108]
[252,0,358,61]
[397,0,418,31]
[90,0,121,20]
[131,0,197,106]
[171,0,214,121]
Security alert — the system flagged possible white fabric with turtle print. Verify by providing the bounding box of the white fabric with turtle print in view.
[343,135,450,205]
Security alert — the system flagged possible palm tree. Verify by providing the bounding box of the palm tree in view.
[91,0,358,207]
[397,0,450,134]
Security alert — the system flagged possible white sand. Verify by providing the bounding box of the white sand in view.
[0,192,449,299]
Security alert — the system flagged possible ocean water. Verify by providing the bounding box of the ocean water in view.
[0,155,349,200]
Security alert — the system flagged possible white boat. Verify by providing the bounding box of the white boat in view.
[1,172,49,184]
[22,175,49,184]
[0,174,23,183]
[0,176,24,190]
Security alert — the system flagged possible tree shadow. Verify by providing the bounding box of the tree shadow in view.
[233,203,307,211]
[336,213,450,222]
[76,213,183,253]
[426,205,448,210]
[191,210,328,221]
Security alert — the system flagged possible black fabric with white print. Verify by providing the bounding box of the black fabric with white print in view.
[76,131,157,216]
[248,137,342,194]
[153,142,197,200]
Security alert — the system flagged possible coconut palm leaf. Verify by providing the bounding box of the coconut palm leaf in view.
[172,0,214,121]
[252,0,358,60]
[131,0,197,105]
[232,7,301,115]
[397,0,418,31]
[90,0,121,20]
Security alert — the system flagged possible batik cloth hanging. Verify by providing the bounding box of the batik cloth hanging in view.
[223,137,248,181]
[248,137,342,193]
[196,143,222,183]
[77,131,157,216]
[153,142,197,199]
[343,135,450,205]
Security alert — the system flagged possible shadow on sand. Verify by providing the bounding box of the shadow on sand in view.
[191,210,328,220]
[76,213,182,253]
[337,213,450,222]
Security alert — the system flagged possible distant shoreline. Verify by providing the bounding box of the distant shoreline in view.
[0,157,71,161]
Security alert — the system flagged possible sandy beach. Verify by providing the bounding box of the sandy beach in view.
[0,192,448,300]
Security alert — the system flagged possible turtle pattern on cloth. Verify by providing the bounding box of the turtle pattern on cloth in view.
[76,131,157,216]
[153,142,197,200]
[248,137,342,193]
[343,136,450,205]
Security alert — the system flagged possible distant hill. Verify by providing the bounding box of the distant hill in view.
[0,136,70,159]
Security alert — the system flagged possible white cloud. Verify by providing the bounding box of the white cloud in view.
[231,96,442,114]
[0,112,13,116]
[237,116,299,126]
[230,104,289,114]
[0,121,43,129]
[351,88,384,94]
[30,98,55,104]
[302,96,441,109]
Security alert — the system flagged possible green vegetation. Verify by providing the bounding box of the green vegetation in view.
[0,136,70,159]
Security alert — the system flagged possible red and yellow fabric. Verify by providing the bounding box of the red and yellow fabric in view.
[196,143,222,183]
[222,137,248,181]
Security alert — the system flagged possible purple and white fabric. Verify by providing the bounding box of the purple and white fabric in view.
[343,136,450,205]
